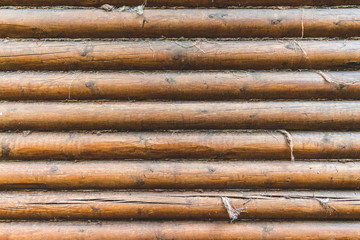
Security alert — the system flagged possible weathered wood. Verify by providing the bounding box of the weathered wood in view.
[0,191,358,220]
[0,40,359,70]
[0,161,359,189]
[1,132,360,160]
[0,9,359,38]
[1,71,360,100]
[0,0,359,7]
[1,221,360,240]
[0,102,359,130]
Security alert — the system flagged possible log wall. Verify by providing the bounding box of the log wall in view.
[0,0,359,239]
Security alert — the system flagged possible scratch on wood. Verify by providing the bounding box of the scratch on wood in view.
[301,8,305,38]
[221,197,250,222]
[277,130,295,162]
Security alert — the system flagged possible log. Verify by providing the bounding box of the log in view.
[0,40,359,71]
[1,0,359,7]
[0,102,359,130]
[0,190,358,220]
[1,131,360,160]
[0,160,359,189]
[0,9,359,38]
[1,71,360,100]
[0,221,360,240]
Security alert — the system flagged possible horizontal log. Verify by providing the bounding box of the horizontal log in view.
[1,71,360,100]
[1,221,360,240]
[2,131,360,160]
[0,40,359,70]
[1,0,360,7]
[0,190,358,220]
[0,161,360,189]
[0,9,359,38]
[0,102,360,130]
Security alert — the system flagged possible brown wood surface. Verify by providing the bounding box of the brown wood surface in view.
[0,40,359,71]
[0,0,359,7]
[0,160,359,189]
[0,9,359,38]
[1,131,360,160]
[0,221,360,240]
[0,190,358,220]
[1,71,360,100]
[0,102,360,130]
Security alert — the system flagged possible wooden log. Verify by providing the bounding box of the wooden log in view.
[0,160,360,189]
[0,221,360,240]
[0,40,359,71]
[1,131,360,160]
[1,71,360,100]
[0,102,360,130]
[1,0,360,7]
[0,9,359,38]
[0,190,358,220]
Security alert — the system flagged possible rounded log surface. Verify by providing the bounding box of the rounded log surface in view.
[0,0,359,6]
[0,40,358,70]
[1,131,360,160]
[0,221,359,240]
[0,102,359,130]
[0,71,359,100]
[0,9,359,38]
[0,191,357,220]
[0,161,358,189]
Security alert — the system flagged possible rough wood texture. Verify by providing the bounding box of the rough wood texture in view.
[0,0,359,7]
[0,9,359,38]
[0,102,360,130]
[1,221,360,240]
[0,191,358,220]
[1,131,360,160]
[1,71,360,100]
[0,40,359,70]
[0,161,359,190]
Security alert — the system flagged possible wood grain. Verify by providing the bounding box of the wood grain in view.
[0,221,360,240]
[0,160,359,189]
[1,131,360,160]
[0,190,358,220]
[0,40,359,70]
[0,102,360,130]
[0,9,359,38]
[1,71,359,100]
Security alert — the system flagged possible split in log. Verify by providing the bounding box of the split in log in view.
[0,40,358,70]
[0,9,359,38]
[0,160,359,189]
[1,71,360,100]
[0,102,360,130]
[0,190,358,220]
